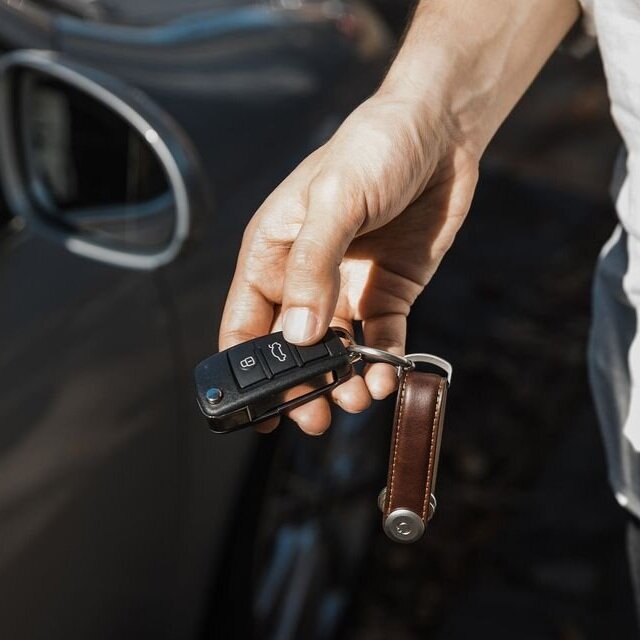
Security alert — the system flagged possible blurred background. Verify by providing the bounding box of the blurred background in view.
[0,1,636,639]
[348,42,637,640]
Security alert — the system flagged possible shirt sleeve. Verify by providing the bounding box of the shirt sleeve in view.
[577,0,596,37]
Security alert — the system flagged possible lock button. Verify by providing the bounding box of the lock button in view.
[228,344,267,388]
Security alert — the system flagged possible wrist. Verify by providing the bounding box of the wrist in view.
[377,0,580,159]
[375,66,482,171]
[377,26,490,161]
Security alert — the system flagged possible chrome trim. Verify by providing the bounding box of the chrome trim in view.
[0,49,193,270]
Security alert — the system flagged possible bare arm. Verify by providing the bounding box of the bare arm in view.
[219,0,580,434]
[384,0,580,156]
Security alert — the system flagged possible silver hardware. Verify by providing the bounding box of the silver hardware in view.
[330,327,413,369]
[383,509,425,543]
[378,486,437,518]
[377,486,387,512]
[331,326,355,344]
[329,327,453,382]
[404,353,453,385]
[427,494,437,520]
[332,328,448,541]
[347,343,415,370]
[378,487,436,541]
[205,387,223,405]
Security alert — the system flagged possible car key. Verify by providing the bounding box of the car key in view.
[194,328,354,433]
[195,329,453,543]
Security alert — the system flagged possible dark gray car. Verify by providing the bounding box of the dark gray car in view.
[0,2,396,638]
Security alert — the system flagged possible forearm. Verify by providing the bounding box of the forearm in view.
[380,0,581,157]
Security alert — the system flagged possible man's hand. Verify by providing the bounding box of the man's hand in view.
[220,94,478,434]
[219,0,580,434]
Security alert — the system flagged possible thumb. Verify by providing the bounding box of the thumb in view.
[282,175,360,345]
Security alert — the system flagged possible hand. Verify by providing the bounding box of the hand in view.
[220,0,579,434]
[219,93,479,434]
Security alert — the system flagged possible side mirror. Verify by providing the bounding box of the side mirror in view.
[0,50,202,269]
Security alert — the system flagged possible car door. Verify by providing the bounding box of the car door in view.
[0,187,197,637]
[0,48,253,640]
[0,3,393,639]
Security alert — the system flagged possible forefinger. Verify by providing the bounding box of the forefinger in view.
[219,275,276,350]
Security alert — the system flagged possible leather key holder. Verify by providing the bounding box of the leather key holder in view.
[308,329,452,544]
[379,368,449,543]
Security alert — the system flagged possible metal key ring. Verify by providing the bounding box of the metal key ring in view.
[330,327,452,381]
[331,326,356,345]
[330,327,415,370]
[347,344,415,370]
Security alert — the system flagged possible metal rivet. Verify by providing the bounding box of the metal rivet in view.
[205,388,223,405]
[383,509,425,543]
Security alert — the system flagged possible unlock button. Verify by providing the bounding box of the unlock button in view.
[228,344,267,388]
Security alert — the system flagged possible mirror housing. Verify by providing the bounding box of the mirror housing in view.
[0,49,203,269]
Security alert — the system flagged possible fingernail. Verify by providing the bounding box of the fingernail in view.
[283,307,318,344]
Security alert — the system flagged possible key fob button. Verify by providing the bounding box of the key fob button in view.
[255,333,296,375]
[194,328,355,433]
[296,342,328,363]
[228,345,267,388]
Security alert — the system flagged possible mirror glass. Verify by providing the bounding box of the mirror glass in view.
[18,70,176,252]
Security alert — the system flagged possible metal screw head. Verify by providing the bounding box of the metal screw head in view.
[205,388,223,405]
[383,509,425,544]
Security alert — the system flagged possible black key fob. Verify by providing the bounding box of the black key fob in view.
[194,329,354,433]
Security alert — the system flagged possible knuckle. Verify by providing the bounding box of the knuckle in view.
[241,255,268,291]
[219,329,256,349]
[308,172,365,227]
[308,171,347,205]
[255,199,305,245]
[288,238,325,275]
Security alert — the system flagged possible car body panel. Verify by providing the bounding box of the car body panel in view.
[0,238,183,637]
[0,1,392,637]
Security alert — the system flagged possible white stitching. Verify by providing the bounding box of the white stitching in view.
[422,379,444,520]
[387,373,409,512]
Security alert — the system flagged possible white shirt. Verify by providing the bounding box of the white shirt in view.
[580,0,640,516]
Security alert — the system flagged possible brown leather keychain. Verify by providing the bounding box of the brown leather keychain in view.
[378,357,451,543]
[196,325,451,543]
[336,337,452,544]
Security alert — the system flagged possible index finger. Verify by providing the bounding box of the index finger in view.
[218,167,311,350]
[219,275,275,350]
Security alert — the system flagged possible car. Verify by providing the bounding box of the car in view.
[0,2,401,638]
